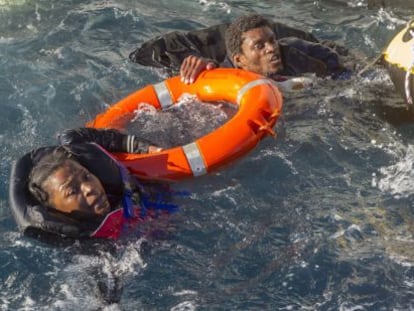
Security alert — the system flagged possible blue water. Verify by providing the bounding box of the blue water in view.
[1,0,414,310]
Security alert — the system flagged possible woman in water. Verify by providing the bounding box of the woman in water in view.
[10,127,167,239]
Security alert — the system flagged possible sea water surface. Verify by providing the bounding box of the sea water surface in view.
[1,1,414,310]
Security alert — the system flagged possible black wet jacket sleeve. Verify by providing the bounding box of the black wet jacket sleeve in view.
[58,127,152,154]
[278,37,349,78]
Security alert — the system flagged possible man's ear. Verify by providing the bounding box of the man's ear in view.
[232,53,245,69]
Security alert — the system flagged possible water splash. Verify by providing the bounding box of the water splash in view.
[377,145,414,198]
[127,93,235,148]
[47,239,148,309]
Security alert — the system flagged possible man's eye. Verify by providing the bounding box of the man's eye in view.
[66,188,77,197]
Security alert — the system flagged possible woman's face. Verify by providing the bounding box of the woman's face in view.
[42,159,110,219]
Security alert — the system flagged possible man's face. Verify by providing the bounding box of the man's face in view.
[233,26,283,76]
[42,159,110,220]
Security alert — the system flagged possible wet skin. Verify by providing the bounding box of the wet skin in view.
[233,26,283,76]
[42,159,110,219]
[180,25,283,84]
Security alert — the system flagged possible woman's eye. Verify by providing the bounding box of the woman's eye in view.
[255,43,264,49]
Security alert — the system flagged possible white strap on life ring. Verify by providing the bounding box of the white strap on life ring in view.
[156,76,274,177]
[153,81,174,109]
[236,78,272,105]
[182,142,207,176]
[154,81,207,176]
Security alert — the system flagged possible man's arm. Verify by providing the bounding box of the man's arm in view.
[179,55,218,84]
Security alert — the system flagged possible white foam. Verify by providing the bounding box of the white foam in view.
[170,300,198,311]
[377,145,414,198]
[128,94,233,148]
[198,0,231,14]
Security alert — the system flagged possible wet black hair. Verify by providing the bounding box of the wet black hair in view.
[28,147,72,206]
[224,14,274,60]
[10,143,127,239]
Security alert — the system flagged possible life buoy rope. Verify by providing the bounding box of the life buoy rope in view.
[87,68,283,181]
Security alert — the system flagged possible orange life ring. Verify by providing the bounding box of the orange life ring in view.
[86,68,283,181]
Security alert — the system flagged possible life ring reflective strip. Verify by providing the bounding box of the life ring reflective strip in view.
[153,81,174,109]
[87,68,283,181]
[383,20,414,104]
[182,142,206,176]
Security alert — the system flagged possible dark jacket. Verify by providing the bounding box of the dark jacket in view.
[58,127,152,154]
[129,21,350,78]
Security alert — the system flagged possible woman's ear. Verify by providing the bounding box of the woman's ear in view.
[29,182,49,205]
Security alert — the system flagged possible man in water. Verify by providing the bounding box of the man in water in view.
[179,14,349,86]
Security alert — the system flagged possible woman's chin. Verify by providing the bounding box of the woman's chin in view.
[95,201,111,216]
